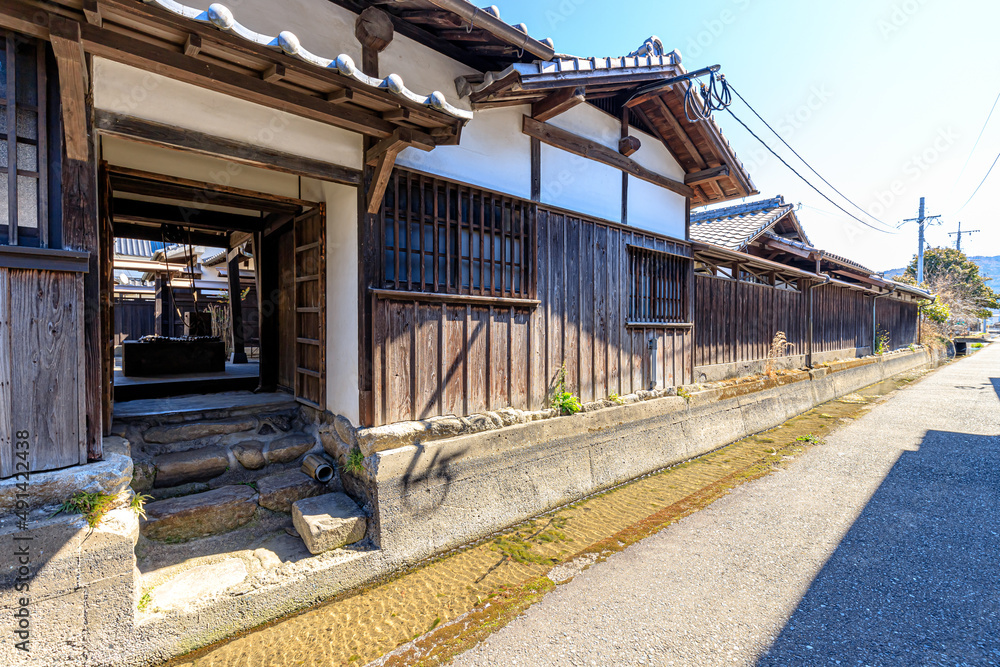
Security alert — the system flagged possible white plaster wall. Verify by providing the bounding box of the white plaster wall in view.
[397,106,532,200]
[627,125,687,238]
[540,145,622,224]
[301,179,360,424]
[92,58,363,170]
[380,32,478,112]
[627,177,686,238]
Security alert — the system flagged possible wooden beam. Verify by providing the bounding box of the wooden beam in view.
[326,88,354,104]
[261,62,285,83]
[113,221,228,247]
[650,96,706,169]
[366,145,402,214]
[356,6,395,52]
[365,127,433,166]
[113,198,266,233]
[183,32,201,57]
[531,86,586,122]
[263,211,296,237]
[49,17,90,162]
[685,165,730,186]
[82,0,102,27]
[522,115,694,199]
[618,135,641,157]
[95,111,361,186]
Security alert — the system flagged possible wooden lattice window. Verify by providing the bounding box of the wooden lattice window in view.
[627,245,690,325]
[0,31,55,248]
[380,170,533,298]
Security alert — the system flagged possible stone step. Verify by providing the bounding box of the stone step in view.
[141,485,258,542]
[292,493,367,555]
[143,417,258,445]
[257,470,328,513]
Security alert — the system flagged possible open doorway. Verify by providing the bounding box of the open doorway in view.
[104,164,325,408]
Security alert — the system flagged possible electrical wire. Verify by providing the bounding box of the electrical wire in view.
[728,84,893,230]
[957,149,1000,213]
[954,91,1000,186]
[724,107,898,235]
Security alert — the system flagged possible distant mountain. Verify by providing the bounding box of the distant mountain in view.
[883,255,1000,286]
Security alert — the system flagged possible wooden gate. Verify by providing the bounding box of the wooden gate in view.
[293,205,325,409]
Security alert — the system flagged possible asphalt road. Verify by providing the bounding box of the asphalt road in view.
[452,347,1000,666]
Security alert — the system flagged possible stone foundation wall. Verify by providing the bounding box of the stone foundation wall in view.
[370,347,939,564]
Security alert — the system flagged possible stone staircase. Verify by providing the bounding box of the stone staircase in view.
[113,392,366,549]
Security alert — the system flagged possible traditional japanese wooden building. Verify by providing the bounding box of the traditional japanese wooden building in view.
[0,0,926,473]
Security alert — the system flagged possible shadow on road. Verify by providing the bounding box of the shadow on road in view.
[757,429,1000,666]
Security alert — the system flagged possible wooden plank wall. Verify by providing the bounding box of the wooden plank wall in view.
[371,206,693,425]
[695,275,920,367]
[875,297,919,349]
[0,267,86,478]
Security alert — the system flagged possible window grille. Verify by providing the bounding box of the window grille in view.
[380,170,533,299]
[627,245,690,325]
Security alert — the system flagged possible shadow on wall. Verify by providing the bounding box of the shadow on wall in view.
[756,428,1000,666]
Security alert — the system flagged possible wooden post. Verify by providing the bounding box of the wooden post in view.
[154,275,164,335]
[227,248,247,363]
[355,7,394,78]
[255,230,279,392]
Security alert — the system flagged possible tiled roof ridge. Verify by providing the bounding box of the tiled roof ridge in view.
[141,0,473,120]
[691,195,787,223]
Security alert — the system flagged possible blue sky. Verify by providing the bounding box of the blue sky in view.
[493,0,1000,271]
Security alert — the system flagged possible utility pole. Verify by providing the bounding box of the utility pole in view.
[902,197,942,284]
[948,221,980,254]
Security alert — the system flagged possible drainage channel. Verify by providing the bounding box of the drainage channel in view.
[163,370,932,667]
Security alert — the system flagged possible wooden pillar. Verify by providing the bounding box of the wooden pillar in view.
[254,231,279,392]
[356,8,391,426]
[58,32,103,457]
[227,249,248,363]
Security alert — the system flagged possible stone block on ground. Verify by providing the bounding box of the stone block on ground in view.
[153,445,229,487]
[148,558,247,612]
[233,441,266,470]
[142,416,257,444]
[257,470,326,513]
[266,433,314,464]
[292,493,367,554]
[141,485,257,542]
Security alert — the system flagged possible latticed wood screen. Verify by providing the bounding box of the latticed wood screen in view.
[380,170,533,298]
[0,31,50,247]
[627,245,690,325]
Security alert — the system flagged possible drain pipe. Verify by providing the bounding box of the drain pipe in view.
[872,289,895,354]
[806,273,832,368]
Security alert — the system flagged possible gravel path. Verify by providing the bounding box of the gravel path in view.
[453,347,1000,666]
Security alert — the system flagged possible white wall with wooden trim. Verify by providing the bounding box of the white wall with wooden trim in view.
[301,178,360,424]
[627,122,687,238]
[380,30,477,112]
[93,58,364,170]
[396,105,533,200]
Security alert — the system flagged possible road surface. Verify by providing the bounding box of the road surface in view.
[453,347,1000,666]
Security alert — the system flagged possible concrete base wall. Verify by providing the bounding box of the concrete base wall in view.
[373,348,936,564]
[694,346,873,383]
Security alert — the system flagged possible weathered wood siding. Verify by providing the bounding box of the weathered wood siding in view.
[695,275,920,367]
[370,200,693,426]
[0,267,86,478]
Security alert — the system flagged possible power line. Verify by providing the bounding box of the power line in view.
[724,107,898,235]
[954,91,1000,185]
[957,150,1000,213]
[728,84,893,229]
